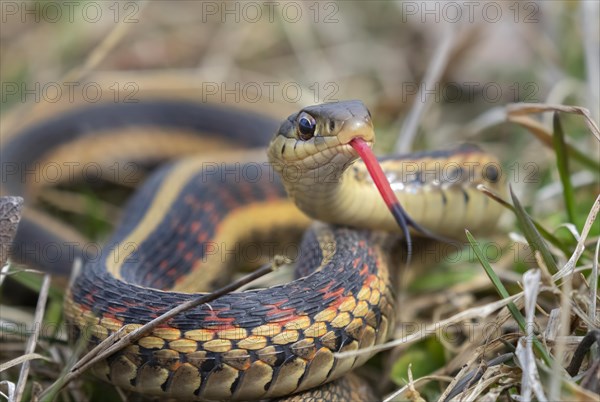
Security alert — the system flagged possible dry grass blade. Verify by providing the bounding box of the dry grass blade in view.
[0,261,12,289]
[506,114,599,171]
[592,239,599,325]
[0,268,44,277]
[457,367,507,401]
[516,269,547,402]
[507,114,553,147]
[1,2,147,135]
[0,381,15,401]
[467,229,553,366]
[61,0,147,83]
[334,293,521,359]
[2,4,597,400]
[38,259,282,399]
[437,348,492,402]
[553,195,600,281]
[548,196,600,399]
[36,325,89,402]
[196,22,255,83]
[383,374,453,402]
[0,353,49,373]
[441,353,514,402]
[506,103,600,141]
[460,106,508,138]
[279,5,334,83]
[14,274,50,402]
[395,24,458,153]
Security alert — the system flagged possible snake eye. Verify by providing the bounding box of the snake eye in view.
[297,112,316,140]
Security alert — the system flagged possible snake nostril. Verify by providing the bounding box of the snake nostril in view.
[329,120,335,132]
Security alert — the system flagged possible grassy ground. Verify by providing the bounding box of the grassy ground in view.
[1,1,599,401]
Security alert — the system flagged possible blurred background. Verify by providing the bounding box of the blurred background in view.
[1,1,599,401]
[2,1,598,204]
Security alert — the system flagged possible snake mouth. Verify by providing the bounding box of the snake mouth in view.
[337,120,375,146]
[297,137,374,169]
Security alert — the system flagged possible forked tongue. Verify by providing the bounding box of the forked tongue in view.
[349,138,451,264]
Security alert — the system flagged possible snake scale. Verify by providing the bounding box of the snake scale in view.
[1,100,505,401]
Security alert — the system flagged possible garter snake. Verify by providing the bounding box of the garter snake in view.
[1,100,505,400]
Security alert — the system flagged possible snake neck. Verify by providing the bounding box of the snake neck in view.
[273,147,508,237]
[275,159,392,231]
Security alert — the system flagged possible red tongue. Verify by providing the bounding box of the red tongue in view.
[349,138,414,262]
[349,138,398,210]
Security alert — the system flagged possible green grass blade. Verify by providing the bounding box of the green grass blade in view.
[466,231,513,301]
[466,230,553,366]
[479,186,570,256]
[509,186,559,274]
[511,113,599,172]
[5,269,63,301]
[552,113,576,224]
[567,143,600,172]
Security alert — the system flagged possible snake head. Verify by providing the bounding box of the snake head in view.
[268,100,375,178]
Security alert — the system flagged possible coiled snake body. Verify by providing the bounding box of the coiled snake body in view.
[1,100,505,400]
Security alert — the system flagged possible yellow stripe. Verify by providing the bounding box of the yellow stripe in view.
[105,149,270,280]
[172,200,310,292]
[106,158,207,279]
